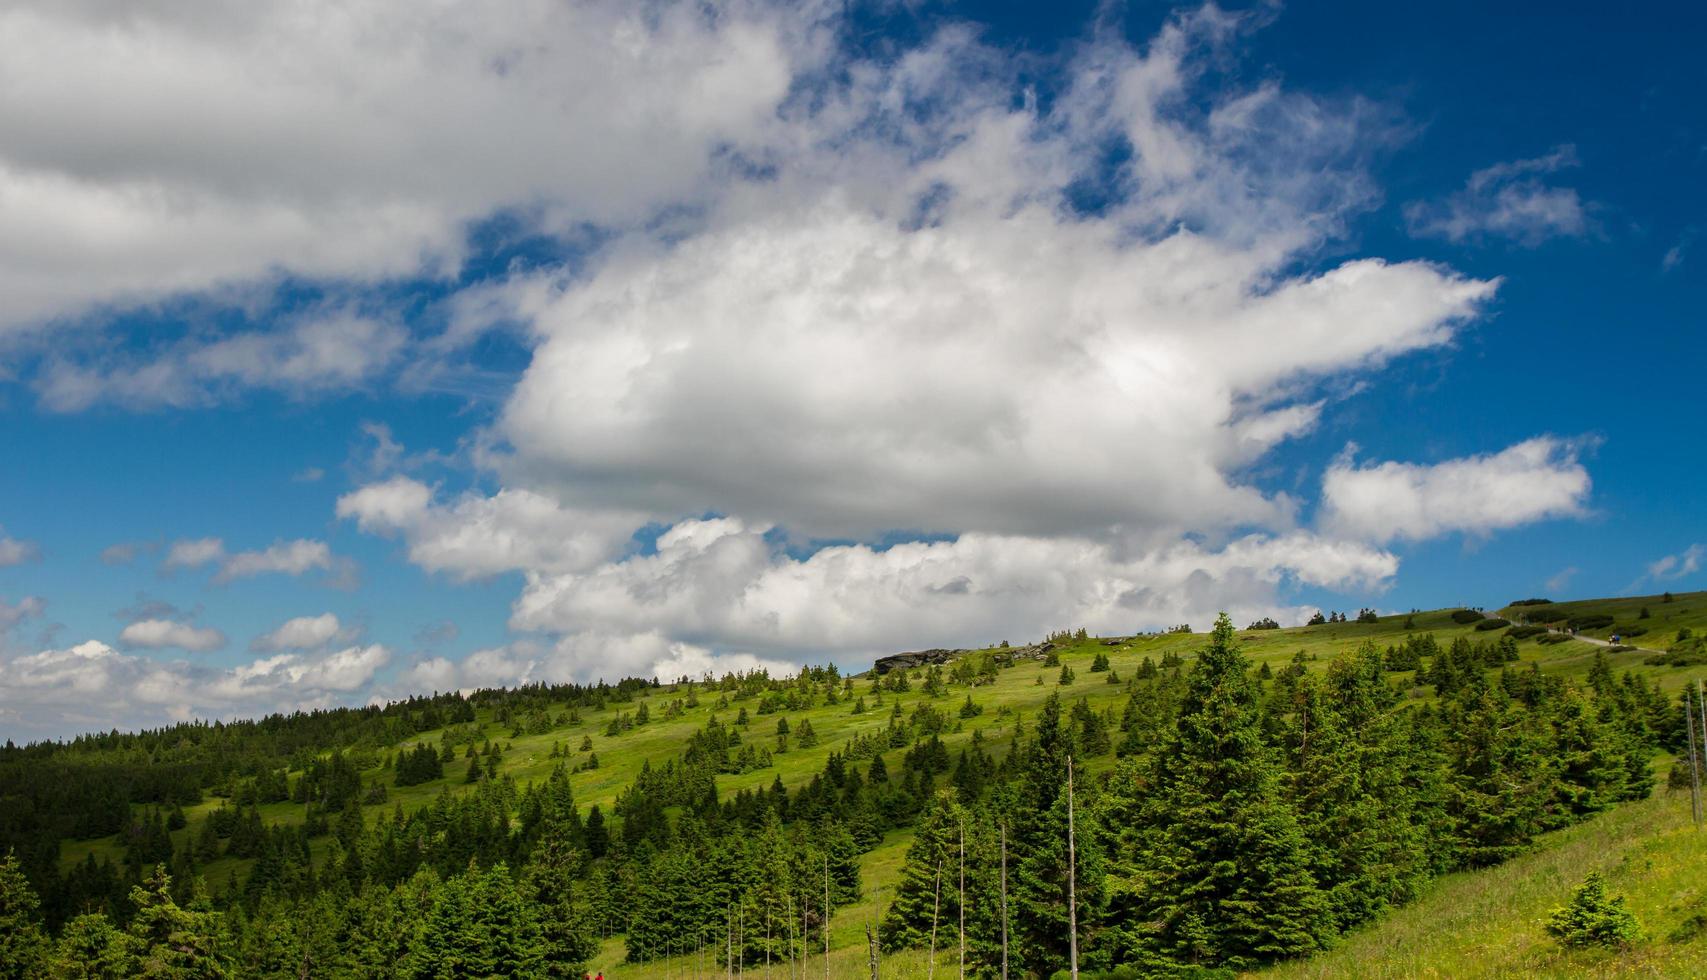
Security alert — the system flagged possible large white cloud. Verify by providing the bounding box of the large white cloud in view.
[1319,437,1592,543]
[3,4,1602,723]
[499,208,1490,540]
[336,6,1560,688]
[0,0,822,336]
[485,14,1497,542]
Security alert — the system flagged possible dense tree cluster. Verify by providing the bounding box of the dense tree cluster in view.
[877,616,1664,975]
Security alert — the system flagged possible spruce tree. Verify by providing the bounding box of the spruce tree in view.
[1124,613,1330,968]
[123,864,229,979]
[45,912,127,980]
[1444,688,1558,867]
[0,851,47,980]
[1283,646,1430,930]
[879,792,962,951]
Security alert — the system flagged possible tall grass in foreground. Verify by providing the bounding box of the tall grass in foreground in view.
[1258,777,1707,979]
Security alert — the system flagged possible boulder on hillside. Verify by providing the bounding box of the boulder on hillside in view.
[873,649,961,675]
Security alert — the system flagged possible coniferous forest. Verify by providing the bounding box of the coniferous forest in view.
[1,599,1702,978]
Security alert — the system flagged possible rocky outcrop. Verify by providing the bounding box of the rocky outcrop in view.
[873,648,961,675]
[874,640,1070,675]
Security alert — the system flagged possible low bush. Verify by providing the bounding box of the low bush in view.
[1619,625,1647,638]
[1537,633,1572,646]
[1568,614,1616,631]
[1507,625,1549,639]
[1474,618,1511,631]
[1450,609,1486,624]
[1651,635,1707,667]
[1509,597,1553,606]
[1522,607,1570,623]
[1545,872,1640,949]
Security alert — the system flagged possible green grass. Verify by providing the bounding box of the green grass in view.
[1499,591,1707,652]
[1257,771,1707,979]
[55,591,1707,973]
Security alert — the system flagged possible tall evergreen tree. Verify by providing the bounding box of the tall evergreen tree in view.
[0,851,47,980]
[1119,614,1331,969]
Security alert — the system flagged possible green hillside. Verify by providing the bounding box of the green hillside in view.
[1257,775,1707,979]
[6,590,1706,977]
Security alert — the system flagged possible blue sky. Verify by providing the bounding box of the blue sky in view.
[0,0,1702,739]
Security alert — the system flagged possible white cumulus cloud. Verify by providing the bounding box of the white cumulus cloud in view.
[118,618,227,653]
[337,476,640,580]
[0,0,822,337]
[507,517,1398,669]
[251,613,355,652]
[1319,437,1591,543]
[0,640,392,736]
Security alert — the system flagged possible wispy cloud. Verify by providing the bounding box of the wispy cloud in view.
[0,529,40,568]
[1544,566,1579,594]
[1647,544,1704,582]
[161,537,358,589]
[1405,146,1590,246]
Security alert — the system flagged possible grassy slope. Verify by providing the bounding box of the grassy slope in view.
[1498,592,1707,651]
[53,591,1707,976]
[1256,774,1707,979]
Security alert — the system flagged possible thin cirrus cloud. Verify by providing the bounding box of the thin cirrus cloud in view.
[161,537,355,587]
[1404,146,1590,246]
[1646,544,1704,583]
[35,309,408,412]
[0,596,46,632]
[0,529,41,567]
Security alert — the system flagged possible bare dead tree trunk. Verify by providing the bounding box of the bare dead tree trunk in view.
[787,893,798,980]
[866,920,879,980]
[929,862,942,980]
[824,856,831,980]
[958,820,966,980]
[1688,696,1702,827]
[1698,679,1707,819]
[1000,822,1009,980]
[1067,755,1079,980]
